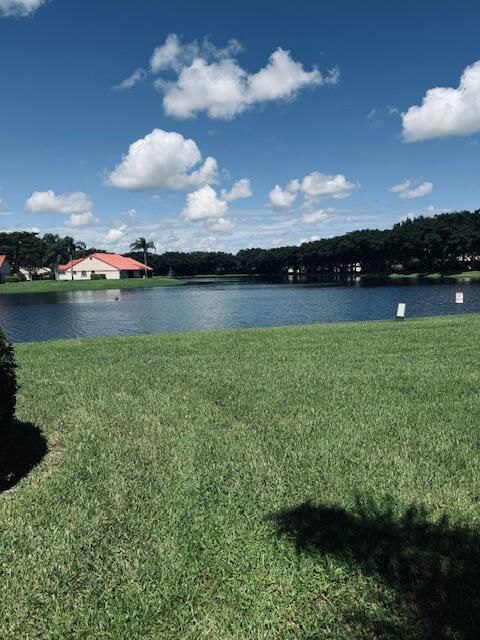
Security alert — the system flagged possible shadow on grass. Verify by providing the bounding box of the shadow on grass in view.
[274,495,480,639]
[0,420,47,492]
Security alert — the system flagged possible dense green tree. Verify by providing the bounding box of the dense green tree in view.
[0,231,43,274]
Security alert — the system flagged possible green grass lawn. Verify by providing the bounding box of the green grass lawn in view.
[0,276,181,295]
[387,270,480,280]
[2,316,480,638]
[443,270,480,280]
[190,273,257,278]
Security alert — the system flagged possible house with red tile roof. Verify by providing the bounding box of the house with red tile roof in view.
[56,252,153,281]
[19,266,52,281]
[0,255,11,283]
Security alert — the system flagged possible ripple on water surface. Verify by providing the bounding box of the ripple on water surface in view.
[0,280,476,342]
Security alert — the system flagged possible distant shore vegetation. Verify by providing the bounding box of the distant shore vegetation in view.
[1,209,480,281]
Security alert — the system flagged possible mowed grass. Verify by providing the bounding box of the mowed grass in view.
[387,270,480,280]
[2,316,480,638]
[0,275,181,295]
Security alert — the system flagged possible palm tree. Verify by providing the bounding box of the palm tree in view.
[60,238,86,281]
[130,237,156,279]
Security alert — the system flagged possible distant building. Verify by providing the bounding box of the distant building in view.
[56,252,152,281]
[19,266,52,281]
[0,255,11,283]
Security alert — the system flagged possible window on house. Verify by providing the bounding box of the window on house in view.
[81,271,87,277]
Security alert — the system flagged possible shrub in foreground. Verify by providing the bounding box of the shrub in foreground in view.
[0,327,16,427]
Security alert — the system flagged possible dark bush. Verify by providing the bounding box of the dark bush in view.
[90,273,106,280]
[5,273,26,283]
[0,327,16,427]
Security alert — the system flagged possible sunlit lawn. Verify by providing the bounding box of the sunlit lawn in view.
[387,270,480,280]
[2,315,480,638]
[0,275,181,295]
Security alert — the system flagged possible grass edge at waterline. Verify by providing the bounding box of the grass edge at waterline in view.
[0,275,182,295]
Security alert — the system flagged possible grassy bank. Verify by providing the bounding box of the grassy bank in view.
[0,275,181,295]
[189,273,256,278]
[2,316,480,638]
[386,270,480,281]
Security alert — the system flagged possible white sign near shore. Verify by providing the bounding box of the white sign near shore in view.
[455,292,464,304]
[396,303,406,320]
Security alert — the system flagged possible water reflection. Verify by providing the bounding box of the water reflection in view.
[0,279,476,342]
[62,289,124,304]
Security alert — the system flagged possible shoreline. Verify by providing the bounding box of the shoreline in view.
[0,276,182,295]
[2,270,480,295]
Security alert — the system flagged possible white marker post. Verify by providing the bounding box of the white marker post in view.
[455,291,464,304]
[396,302,406,320]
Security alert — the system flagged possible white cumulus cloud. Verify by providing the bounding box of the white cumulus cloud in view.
[402,60,480,141]
[128,34,339,120]
[26,190,93,214]
[66,212,99,228]
[300,172,357,200]
[270,171,357,211]
[269,184,298,211]
[150,34,183,73]
[389,180,433,199]
[150,34,242,73]
[0,0,45,17]
[106,129,218,191]
[389,179,412,194]
[105,224,128,244]
[150,33,242,73]
[220,178,252,202]
[301,209,330,224]
[182,185,228,222]
[248,49,337,102]
[160,47,336,120]
[25,190,99,228]
[159,57,249,120]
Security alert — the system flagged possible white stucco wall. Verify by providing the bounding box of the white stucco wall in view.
[57,255,121,280]
[19,267,51,281]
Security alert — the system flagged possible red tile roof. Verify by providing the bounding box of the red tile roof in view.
[94,253,153,271]
[58,252,152,272]
[57,257,83,272]
[0,255,8,268]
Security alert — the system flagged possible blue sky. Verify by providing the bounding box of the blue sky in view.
[0,0,479,253]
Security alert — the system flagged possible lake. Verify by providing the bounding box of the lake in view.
[0,278,478,342]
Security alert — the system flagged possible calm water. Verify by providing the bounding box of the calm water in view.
[0,278,478,342]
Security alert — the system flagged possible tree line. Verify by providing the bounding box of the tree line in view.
[1,209,480,278]
[0,232,103,277]
[128,210,480,275]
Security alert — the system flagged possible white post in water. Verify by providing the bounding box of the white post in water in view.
[396,303,406,320]
[455,291,464,304]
